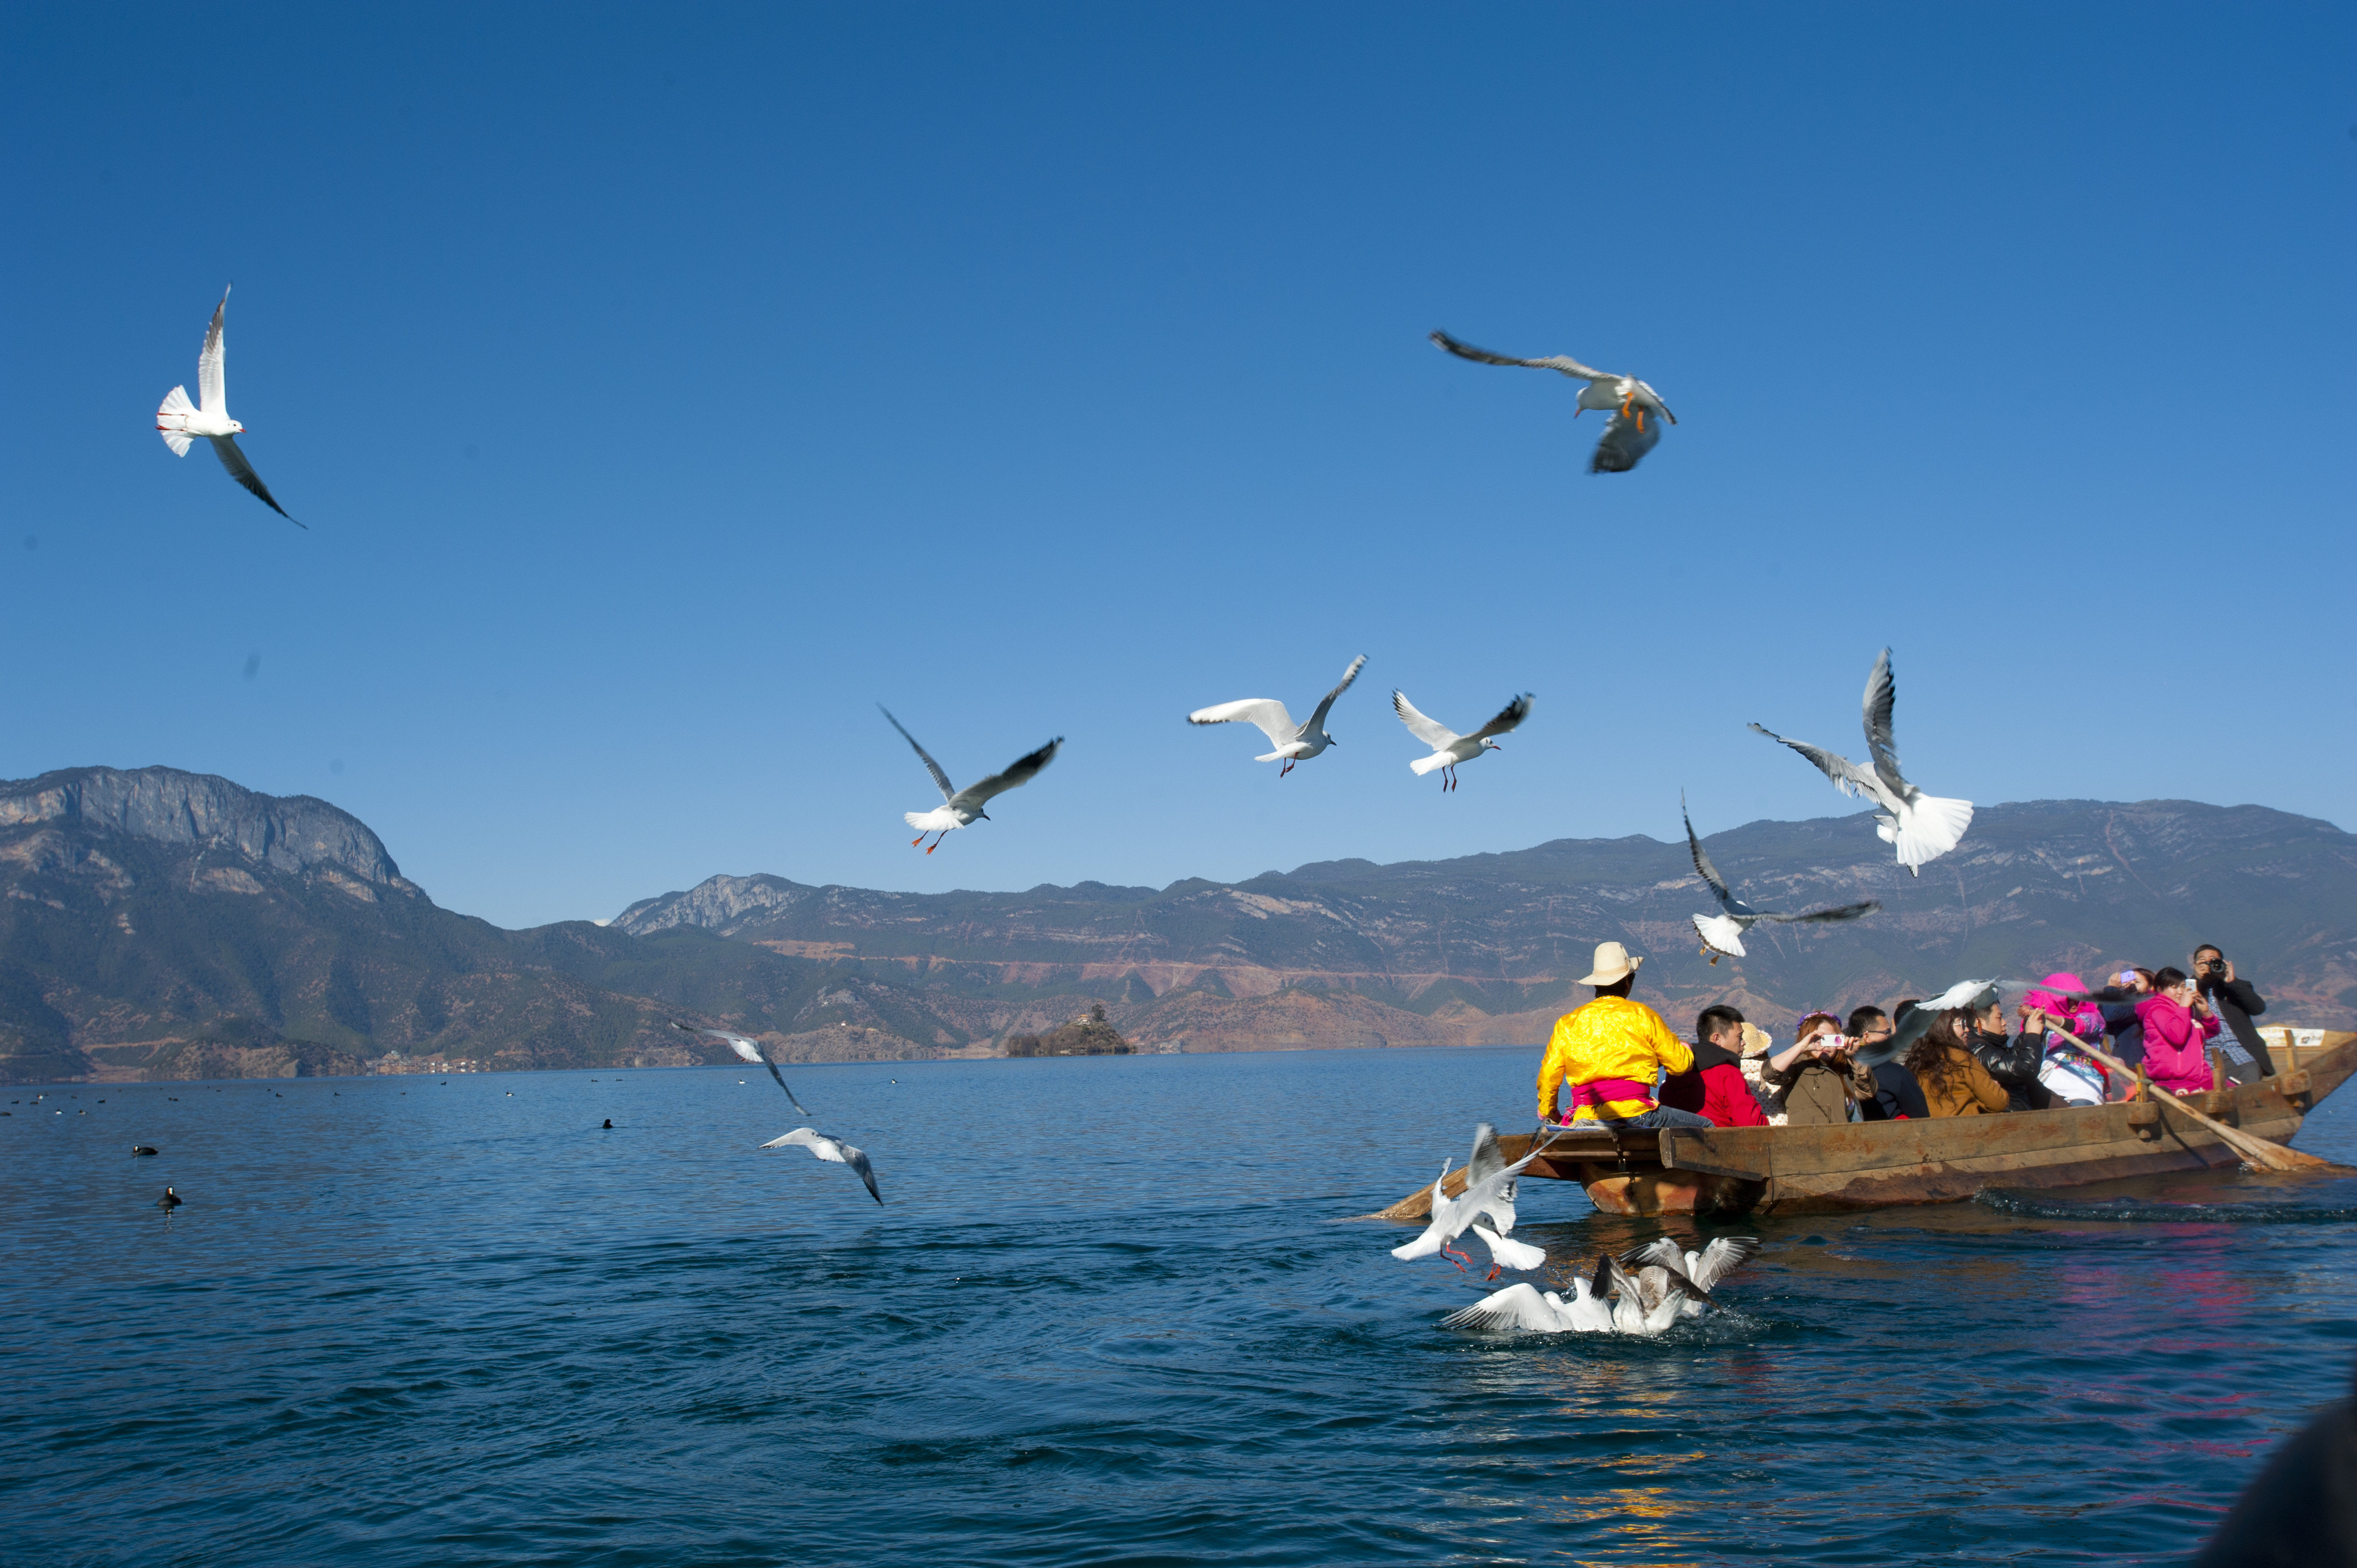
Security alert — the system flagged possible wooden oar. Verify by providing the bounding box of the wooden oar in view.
[2044,1024,2335,1173]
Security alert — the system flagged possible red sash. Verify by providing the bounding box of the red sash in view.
[1565,1077,1656,1115]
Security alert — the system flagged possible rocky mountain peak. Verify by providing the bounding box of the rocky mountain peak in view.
[0,766,421,896]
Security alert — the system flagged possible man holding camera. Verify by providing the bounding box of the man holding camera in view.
[2194,944,2273,1085]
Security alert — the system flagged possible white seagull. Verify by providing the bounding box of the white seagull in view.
[1392,690,1531,792]
[1682,793,1880,962]
[760,1127,882,1204]
[1430,329,1677,473]
[155,287,303,527]
[1471,1224,1547,1274]
[1188,655,1367,777]
[670,1020,811,1115]
[881,706,1061,854]
[1603,1256,1691,1335]
[1389,1123,1565,1270]
[1442,1256,1617,1334]
[1749,648,1974,876]
[1624,1235,1761,1319]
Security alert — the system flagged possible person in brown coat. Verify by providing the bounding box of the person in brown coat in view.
[1903,1008,2010,1117]
[1761,1010,1857,1126]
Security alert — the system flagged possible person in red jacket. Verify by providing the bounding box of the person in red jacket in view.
[1658,1005,1771,1127]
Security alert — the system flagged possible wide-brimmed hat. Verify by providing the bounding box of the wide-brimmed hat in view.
[1578,941,1643,986]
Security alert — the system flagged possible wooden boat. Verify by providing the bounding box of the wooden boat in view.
[1373,1031,2356,1220]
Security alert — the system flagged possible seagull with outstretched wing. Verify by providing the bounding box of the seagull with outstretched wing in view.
[670,1020,812,1115]
[1682,792,1880,962]
[880,706,1061,854]
[1749,648,1974,875]
[1187,654,1367,777]
[1442,1256,1617,1334]
[1430,329,1677,473]
[1392,690,1531,791]
[760,1127,882,1204]
[156,287,304,527]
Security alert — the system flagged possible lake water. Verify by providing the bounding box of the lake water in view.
[6,1045,2355,1567]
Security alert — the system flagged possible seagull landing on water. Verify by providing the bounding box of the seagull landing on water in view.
[760,1128,882,1204]
[156,287,303,527]
[1430,329,1677,473]
[1623,1235,1762,1319]
[1749,648,1974,876]
[1443,1256,1617,1334]
[1390,1123,1564,1272]
[1682,792,1879,963]
[670,1021,812,1116]
[1188,656,1366,777]
[1392,690,1531,791]
[879,706,1061,854]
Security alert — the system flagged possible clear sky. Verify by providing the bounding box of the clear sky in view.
[4,5,2351,930]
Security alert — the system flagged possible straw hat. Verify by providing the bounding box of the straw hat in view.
[1577,941,1643,986]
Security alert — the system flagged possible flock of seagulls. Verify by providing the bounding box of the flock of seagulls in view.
[1393,1126,1761,1337]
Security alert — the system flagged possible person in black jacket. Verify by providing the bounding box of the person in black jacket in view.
[1966,991,2050,1111]
[2194,945,2274,1084]
[1847,1005,1929,1121]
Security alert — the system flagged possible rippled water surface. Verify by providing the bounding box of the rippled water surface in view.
[6,1046,2356,1566]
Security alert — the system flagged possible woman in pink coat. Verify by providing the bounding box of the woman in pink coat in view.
[2137,966,2223,1094]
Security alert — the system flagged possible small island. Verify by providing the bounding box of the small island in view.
[1003,1003,1134,1058]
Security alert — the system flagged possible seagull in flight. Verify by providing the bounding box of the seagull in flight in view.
[1390,1123,1565,1270]
[880,706,1061,853]
[1682,793,1879,962]
[1749,648,1974,875]
[1392,690,1531,791]
[156,287,303,527]
[1187,655,1366,777]
[670,1021,811,1116]
[1624,1235,1761,1319]
[1430,329,1677,473]
[760,1127,882,1204]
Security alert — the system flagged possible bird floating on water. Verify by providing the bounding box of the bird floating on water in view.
[1429,329,1677,473]
[131,1145,159,1157]
[158,1187,183,1210]
[1188,654,1367,777]
[1749,648,1974,876]
[1682,792,1879,962]
[760,1128,882,1204]
[1391,690,1531,792]
[1444,1256,1618,1334]
[880,706,1061,853]
[155,287,304,527]
[673,1019,815,1117]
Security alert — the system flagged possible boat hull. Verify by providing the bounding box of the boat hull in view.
[1370,1032,2354,1221]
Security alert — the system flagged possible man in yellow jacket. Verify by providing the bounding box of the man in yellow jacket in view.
[1538,941,1715,1128]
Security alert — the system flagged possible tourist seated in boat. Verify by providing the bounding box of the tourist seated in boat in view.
[1902,1006,2011,1117]
[1733,1021,1787,1126]
[2089,967,2157,1072]
[1759,1010,1857,1126]
[1536,941,1713,1129]
[2138,966,2224,1096]
[1846,1006,1928,1120]
[2020,974,2110,1106]
[2194,945,2273,1084]
[1658,1005,1770,1127]
[1963,988,2052,1111]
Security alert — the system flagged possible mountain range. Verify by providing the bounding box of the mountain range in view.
[6,765,2353,1085]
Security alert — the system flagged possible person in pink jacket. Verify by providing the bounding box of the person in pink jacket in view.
[2137,966,2223,1094]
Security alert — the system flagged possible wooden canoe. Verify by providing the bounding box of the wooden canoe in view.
[1372,1031,2356,1220]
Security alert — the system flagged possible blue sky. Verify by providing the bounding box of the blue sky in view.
[3,5,2351,930]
